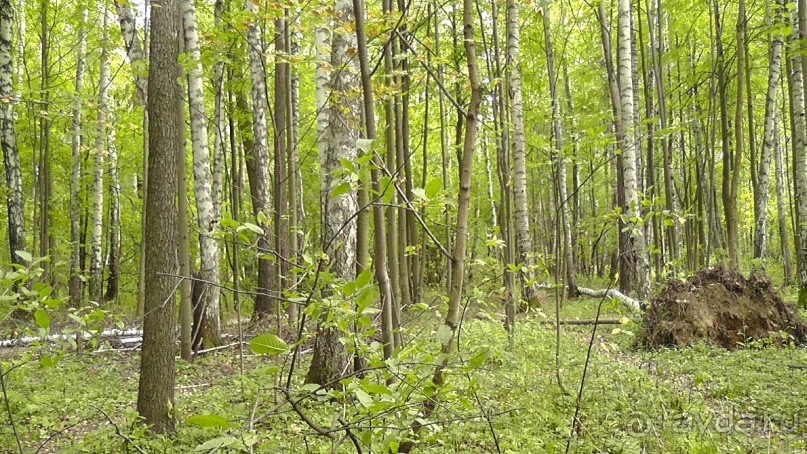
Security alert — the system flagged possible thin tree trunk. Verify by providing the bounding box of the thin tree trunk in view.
[0,0,25,265]
[305,0,360,385]
[274,11,290,326]
[89,9,110,304]
[542,6,577,296]
[775,108,793,283]
[353,0,395,360]
[69,4,87,311]
[618,0,651,299]
[508,0,538,303]
[790,1,807,307]
[754,0,785,259]
[245,0,274,320]
[182,0,222,348]
[105,122,121,304]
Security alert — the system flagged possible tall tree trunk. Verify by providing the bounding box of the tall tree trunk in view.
[541,6,577,296]
[288,13,302,323]
[754,0,785,259]
[137,0,180,433]
[790,1,807,307]
[775,108,793,284]
[723,0,745,269]
[69,4,87,310]
[0,0,25,265]
[274,12,290,324]
[38,0,52,281]
[245,0,274,321]
[105,122,121,304]
[353,0,395,360]
[305,0,360,385]
[618,0,651,299]
[398,0,482,448]
[89,9,110,304]
[182,0,222,348]
[507,0,538,303]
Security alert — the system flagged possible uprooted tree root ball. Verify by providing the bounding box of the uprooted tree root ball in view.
[640,266,807,350]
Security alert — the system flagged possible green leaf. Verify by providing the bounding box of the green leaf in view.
[249,333,288,355]
[425,178,442,199]
[356,138,374,153]
[355,389,373,407]
[186,414,232,428]
[379,176,394,204]
[34,309,50,329]
[15,250,32,263]
[194,436,238,451]
[330,182,351,199]
[238,222,264,235]
[469,347,490,368]
[363,382,391,395]
[436,325,453,344]
[355,268,372,288]
[412,187,427,201]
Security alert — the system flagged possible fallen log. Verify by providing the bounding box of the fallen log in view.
[574,286,642,311]
[539,319,624,326]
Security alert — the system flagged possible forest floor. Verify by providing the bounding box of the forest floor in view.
[2,295,807,453]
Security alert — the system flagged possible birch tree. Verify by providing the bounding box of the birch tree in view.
[754,0,785,259]
[89,9,110,304]
[507,0,538,303]
[182,0,222,346]
[245,0,274,320]
[69,4,87,309]
[305,0,360,385]
[618,0,650,299]
[0,0,24,265]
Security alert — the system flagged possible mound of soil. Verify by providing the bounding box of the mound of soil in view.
[640,266,807,349]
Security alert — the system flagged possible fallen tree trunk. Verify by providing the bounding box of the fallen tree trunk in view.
[539,319,624,326]
[574,286,642,311]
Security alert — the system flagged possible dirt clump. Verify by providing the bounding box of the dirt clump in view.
[640,265,806,349]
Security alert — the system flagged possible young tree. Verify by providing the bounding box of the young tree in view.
[305,0,360,385]
[69,3,87,310]
[754,0,785,259]
[0,0,24,265]
[617,0,650,299]
[244,0,274,321]
[507,0,538,303]
[89,9,110,304]
[182,0,222,347]
[137,0,180,433]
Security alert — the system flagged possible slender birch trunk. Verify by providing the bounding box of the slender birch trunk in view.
[245,0,274,320]
[754,0,785,259]
[305,0,360,385]
[618,0,650,299]
[775,109,793,284]
[0,0,24,265]
[789,2,807,307]
[507,0,538,303]
[69,4,87,309]
[182,0,222,347]
[89,9,110,304]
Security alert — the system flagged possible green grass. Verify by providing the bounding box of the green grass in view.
[2,296,806,453]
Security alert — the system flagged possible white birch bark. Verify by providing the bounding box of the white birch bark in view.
[790,4,807,306]
[211,0,224,220]
[0,0,24,263]
[69,4,87,308]
[305,0,358,385]
[89,9,110,304]
[618,0,650,299]
[754,0,785,259]
[506,0,538,301]
[182,0,221,343]
[115,2,147,104]
[244,0,273,317]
